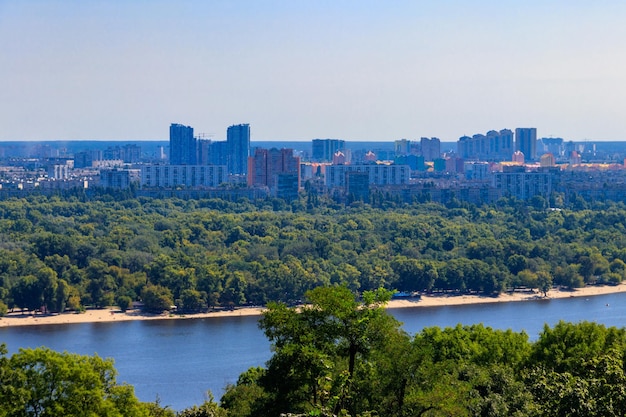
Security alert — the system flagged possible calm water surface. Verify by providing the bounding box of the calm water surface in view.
[2,293,626,410]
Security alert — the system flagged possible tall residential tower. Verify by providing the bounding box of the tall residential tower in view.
[169,123,196,165]
[247,148,300,189]
[420,137,441,161]
[312,139,345,162]
[227,124,250,175]
[515,128,537,161]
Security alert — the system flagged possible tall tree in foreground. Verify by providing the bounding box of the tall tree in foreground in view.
[249,286,403,416]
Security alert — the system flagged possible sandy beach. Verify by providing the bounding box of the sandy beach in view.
[1,284,625,328]
[388,283,626,308]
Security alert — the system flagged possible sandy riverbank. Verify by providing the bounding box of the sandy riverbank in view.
[0,305,266,328]
[1,284,625,328]
[388,283,626,308]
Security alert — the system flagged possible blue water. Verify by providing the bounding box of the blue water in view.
[0,316,269,410]
[1,292,625,410]
[390,292,626,336]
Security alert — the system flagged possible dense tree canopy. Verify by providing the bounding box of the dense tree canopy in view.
[0,194,625,314]
[221,289,626,417]
[0,343,226,417]
[0,344,153,417]
[253,286,398,416]
[2,192,626,414]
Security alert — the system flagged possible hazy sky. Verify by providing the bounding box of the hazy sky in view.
[1,1,625,142]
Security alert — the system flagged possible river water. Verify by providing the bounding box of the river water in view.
[1,292,625,410]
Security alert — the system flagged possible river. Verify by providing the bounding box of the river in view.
[1,292,625,411]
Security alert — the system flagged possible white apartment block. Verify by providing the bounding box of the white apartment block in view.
[141,165,227,188]
[324,164,410,188]
[464,162,491,181]
[492,171,552,200]
[48,164,70,180]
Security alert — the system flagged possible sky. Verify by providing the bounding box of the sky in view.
[1,1,625,142]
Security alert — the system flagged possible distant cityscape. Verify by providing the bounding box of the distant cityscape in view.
[1,124,626,205]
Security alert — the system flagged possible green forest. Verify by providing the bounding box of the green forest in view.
[3,287,626,416]
[0,193,625,315]
[2,193,626,415]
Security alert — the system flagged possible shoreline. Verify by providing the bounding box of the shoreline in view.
[388,283,626,309]
[1,284,626,328]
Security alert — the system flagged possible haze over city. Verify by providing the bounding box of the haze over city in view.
[2,1,625,142]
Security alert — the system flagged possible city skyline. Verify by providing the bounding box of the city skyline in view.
[2,1,626,142]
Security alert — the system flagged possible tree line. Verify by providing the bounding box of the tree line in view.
[4,287,626,416]
[1,194,626,314]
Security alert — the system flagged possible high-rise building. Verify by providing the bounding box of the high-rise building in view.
[196,139,212,165]
[515,128,537,161]
[394,139,410,156]
[121,144,141,163]
[170,123,196,165]
[420,137,440,161]
[498,129,515,159]
[74,150,102,168]
[312,139,345,162]
[539,137,564,158]
[247,148,300,189]
[457,129,513,161]
[103,144,141,163]
[210,141,228,166]
[345,171,370,202]
[227,124,250,175]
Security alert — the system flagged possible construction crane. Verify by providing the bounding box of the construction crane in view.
[196,133,215,140]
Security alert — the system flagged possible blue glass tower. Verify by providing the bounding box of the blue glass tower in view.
[170,123,196,165]
[227,124,250,175]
